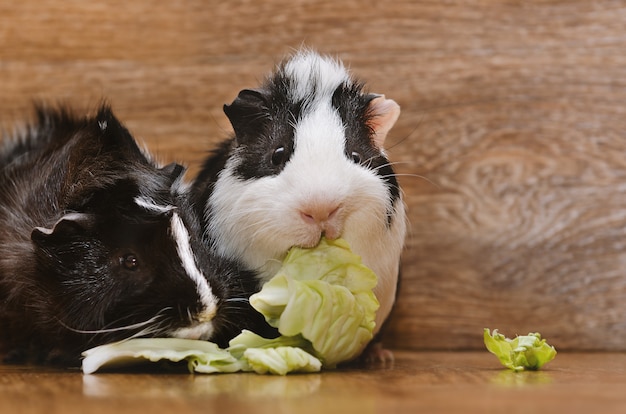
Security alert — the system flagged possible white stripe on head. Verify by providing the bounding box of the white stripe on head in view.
[134,196,175,214]
[170,212,218,319]
[283,50,351,103]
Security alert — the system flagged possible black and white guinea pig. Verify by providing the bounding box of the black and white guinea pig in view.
[191,49,407,340]
[0,105,268,365]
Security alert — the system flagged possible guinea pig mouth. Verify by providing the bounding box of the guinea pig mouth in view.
[298,227,342,249]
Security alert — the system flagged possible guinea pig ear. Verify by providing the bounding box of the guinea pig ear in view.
[160,162,187,183]
[94,105,147,163]
[366,95,401,150]
[31,213,96,245]
[223,88,270,141]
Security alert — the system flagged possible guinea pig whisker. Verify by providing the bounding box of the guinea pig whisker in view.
[361,155,378,169]
[227,208,275,222]
[227,217,281,242]
[124,307,181,340]
[128,323,167,340]
[371,159,408,171]
[385,119,424,152]
[103,306,173,328]
[379,172,439,189]
[56,307,173,338]
[376,160,437,183]
[57,313,166,335]
[287,111,298,130]
[224,298,250,303]
[372,160,438,188]
[369,161,398,175]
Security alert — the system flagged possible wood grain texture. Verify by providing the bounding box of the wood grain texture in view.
[1,0,625,351]
[1,352,626,414]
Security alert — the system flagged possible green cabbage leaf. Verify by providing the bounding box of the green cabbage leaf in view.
[484,328,557,371]
[249,237,379,367]
[82,338,244,375]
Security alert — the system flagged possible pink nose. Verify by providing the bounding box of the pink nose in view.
[300,204,341,225]
[299,203,343,239]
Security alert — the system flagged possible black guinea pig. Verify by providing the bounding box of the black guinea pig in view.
[0,105,269,365]
[191,49,407,355]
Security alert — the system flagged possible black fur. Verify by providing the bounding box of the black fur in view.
[0,105,272,366]
[225,84,299,180]
[331,83,401,210]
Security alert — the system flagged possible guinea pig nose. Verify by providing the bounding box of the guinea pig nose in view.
[299,203,342,225]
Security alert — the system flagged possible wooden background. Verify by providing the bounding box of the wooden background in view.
[1,0,625,352]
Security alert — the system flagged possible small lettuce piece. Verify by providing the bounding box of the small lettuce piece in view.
[227,329,311,355]
[243,347,322,375]
[226,330,322,374]
[484,328,557,371]
[249,238,379,367]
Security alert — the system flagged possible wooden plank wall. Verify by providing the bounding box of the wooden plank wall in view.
[1,0,625,351]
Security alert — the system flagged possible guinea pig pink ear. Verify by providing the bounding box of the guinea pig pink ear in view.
[31,213,96,245]
[366,95,401,150]
[223,88,269,141]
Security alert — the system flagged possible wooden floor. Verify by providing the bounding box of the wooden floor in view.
[1,351,624,414]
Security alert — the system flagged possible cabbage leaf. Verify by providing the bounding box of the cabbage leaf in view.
[82,338,244,375]
[249,238,379,367]
[484,328,557,371]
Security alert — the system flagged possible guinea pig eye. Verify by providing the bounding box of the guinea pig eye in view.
[350,151,362,164]
[120,254,139,271]
[271,146,287,166]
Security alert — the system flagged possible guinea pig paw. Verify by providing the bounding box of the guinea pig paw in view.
[362,341,395,366]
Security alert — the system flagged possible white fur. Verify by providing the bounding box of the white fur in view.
[134,196,175,214]
[208,52,407,334]
[283,50,351,102]
[169,212,218,340]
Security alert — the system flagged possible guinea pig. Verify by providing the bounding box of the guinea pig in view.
[191,49,407,349]
[0,105,268,365]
